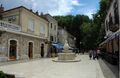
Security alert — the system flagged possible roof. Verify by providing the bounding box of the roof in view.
[3,6,49,22]
[42,13,58,23]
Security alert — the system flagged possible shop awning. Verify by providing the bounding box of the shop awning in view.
[99,29,120,46]
[52,43,64,49]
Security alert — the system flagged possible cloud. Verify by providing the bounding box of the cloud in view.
[71,0,85,6]
[23,0,81,15]
[84,11,95,19]
[23,0,37,9]
[76,7,97,19]
[1,0,99,18]
[71,0,80,6]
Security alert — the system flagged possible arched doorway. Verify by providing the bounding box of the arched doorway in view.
[41,43,44,58]
[28,42,33,59]
[9,40,17,60]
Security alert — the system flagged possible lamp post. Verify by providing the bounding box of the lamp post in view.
[80,42,82,53]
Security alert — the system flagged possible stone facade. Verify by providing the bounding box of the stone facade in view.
[104,0,119,37]
[0,31,48,61]
[0,6,49,61]
[42,14,58,42]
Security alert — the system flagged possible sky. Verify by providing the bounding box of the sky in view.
[0,0,100,19]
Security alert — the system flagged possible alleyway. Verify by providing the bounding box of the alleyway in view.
[0,54,107,78]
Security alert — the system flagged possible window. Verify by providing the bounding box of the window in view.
[50,36,53,41]
[54,37,56,42]
[54,25,56,30]
[109,14,113,27]
[8,15,16,23]
[28,18,34,32]
[40,23,45,34]
[114,1,119,24]
[51,23,52,29]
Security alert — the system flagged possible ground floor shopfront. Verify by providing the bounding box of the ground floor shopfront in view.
[0,32,48,61]
[99,30,120,65]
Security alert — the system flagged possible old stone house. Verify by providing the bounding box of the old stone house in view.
[0,6,49,61]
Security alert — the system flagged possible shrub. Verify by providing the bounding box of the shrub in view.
[0,71,7,78]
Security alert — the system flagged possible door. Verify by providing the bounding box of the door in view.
[9,40,17,60]
[28,42,33,59]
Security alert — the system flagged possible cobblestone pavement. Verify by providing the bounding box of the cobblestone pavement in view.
[0,55,105,78]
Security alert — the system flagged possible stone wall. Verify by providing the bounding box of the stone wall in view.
[0,32,48,61]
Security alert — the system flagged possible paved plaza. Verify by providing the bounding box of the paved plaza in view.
[0,55,105,78]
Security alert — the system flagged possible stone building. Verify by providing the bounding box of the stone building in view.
[0,6,49,61]
[42,14,58,43]
[99,0,119,65]
[41,14,58,57]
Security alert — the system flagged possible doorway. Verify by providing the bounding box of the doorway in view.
[41,44,44,57]
[9,40,17,60]
[28,42,33,59]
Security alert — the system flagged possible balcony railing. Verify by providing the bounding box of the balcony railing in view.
[0,20,21,32]
[40,33,45,38]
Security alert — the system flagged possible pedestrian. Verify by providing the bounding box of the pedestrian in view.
[96,49,100,59]
[89,50,92,59]
[93,50,96,60]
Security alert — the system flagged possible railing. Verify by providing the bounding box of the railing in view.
[40,33,45,38]
[0,20,21,32]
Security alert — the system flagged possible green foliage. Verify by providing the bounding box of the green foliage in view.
[54,0,108,49]
[0,71,7,78]
[99,0,110,23]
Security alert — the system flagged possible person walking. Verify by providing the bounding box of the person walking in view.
[89,50,92,60]
[93,50,97,60]
[96,49,100,59]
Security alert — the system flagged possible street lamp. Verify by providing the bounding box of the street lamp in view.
[79,42,83,53]
[80,42,82,44]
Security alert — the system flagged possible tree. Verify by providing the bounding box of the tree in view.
[54,15,91,49]
[53,0,108,50]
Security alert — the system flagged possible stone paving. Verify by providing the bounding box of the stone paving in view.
[0,55,105,78]
[98,59,118,78]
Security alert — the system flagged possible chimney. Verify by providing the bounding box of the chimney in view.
[36,11,39,15]
[0,4,4,20]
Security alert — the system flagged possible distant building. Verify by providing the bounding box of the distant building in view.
[0,6,49,61]
[41,14,58,57]
[57,26,76,48]
[42,14,58,43]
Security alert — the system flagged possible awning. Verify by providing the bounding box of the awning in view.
[99,29,120,46]
[52,43,64,49]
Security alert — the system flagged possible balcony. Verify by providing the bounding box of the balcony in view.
[109,24,119,32]
[40,33,45,38]
[0,20,21,32]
